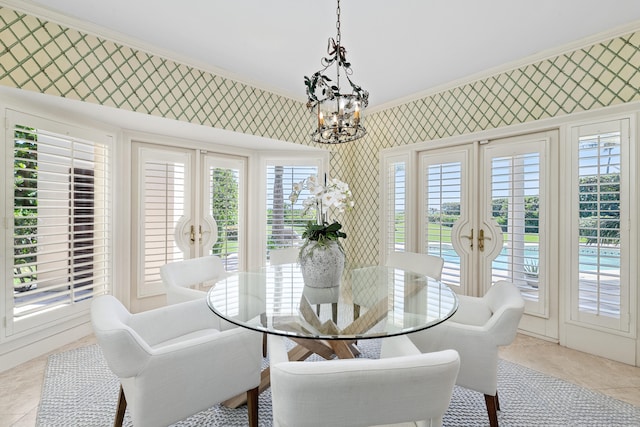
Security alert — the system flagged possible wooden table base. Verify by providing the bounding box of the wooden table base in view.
[222,295,387,409]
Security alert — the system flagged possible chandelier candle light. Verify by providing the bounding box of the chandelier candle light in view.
[304,0,369,144]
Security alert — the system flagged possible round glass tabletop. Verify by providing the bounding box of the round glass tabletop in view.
[206,263,458,341]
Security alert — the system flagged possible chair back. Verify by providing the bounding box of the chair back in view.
[386,251,444,280]
[160,255,226,304]
[271,349,460,427]
[270,247,300,265]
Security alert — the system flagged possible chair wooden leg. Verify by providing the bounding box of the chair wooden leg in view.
[114,385,127,427]
[262,333,267,357]
[247,386,259,427]
[332,302,338,323]
[495,390,500,411]
[260,313,268,357]
[484,393,499,427]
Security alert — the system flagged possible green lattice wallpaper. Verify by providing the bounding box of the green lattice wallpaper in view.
[1,6,639,266]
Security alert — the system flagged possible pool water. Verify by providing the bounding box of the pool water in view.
[431,244,620,272]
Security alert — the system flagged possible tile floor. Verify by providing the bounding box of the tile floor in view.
[1,333,639,427]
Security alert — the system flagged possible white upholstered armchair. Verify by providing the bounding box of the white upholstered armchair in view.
[91,295,262,427]
[386,251,444,280]
[269,335,460,427]
[353,251,444,320]
[386,280,525,427]
[159,255,227,305]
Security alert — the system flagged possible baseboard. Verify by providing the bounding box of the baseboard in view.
[0,322,93,374]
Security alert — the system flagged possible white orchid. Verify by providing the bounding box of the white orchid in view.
[289,175,354,225]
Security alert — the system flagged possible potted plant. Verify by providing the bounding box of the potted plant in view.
[289,175,353,288]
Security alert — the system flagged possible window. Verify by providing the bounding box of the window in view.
[265,164,319,262]
[8,112,112,334]
[384,158,407,254]
[570,119,630,332]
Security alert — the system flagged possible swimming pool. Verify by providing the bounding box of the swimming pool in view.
[430,244,620,272]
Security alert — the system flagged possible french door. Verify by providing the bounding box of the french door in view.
[131,142,246,311]
[417,130,559,338]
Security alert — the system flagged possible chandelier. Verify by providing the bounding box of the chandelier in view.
[304,0,369,144]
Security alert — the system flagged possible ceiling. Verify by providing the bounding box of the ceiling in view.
[12,0,640,112]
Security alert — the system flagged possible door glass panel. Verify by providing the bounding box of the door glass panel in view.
[490,152,541,303]
[207,163,242,272]
[139,152,187,297]
[423,161,463,286]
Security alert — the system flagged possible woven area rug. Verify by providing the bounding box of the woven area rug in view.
[37,340,640,427]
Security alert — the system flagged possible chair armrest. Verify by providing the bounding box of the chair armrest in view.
[450,295,492,326]
[93,324,154,378]
[135,327,262,404]
[482,305,525,346]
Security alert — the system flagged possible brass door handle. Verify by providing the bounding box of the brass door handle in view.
[461,228,474,250]
[189,225,203,244]
[479,228,492,251]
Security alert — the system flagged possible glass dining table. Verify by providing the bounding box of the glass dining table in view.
[206,262,458,408]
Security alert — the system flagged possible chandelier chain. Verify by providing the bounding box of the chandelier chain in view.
[335,0,341,88]
[336,0,341,46]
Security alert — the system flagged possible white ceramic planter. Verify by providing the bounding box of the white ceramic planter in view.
[299,240,345,288]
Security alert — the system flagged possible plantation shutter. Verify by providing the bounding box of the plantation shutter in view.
[10,114,112,335]
[570,119,630,332]
[482,136,548,317]
[489,153,542,291]
[135,147,189,298]
[420,151,467,289]
[383,156,408,256]
[265,164,319,262]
